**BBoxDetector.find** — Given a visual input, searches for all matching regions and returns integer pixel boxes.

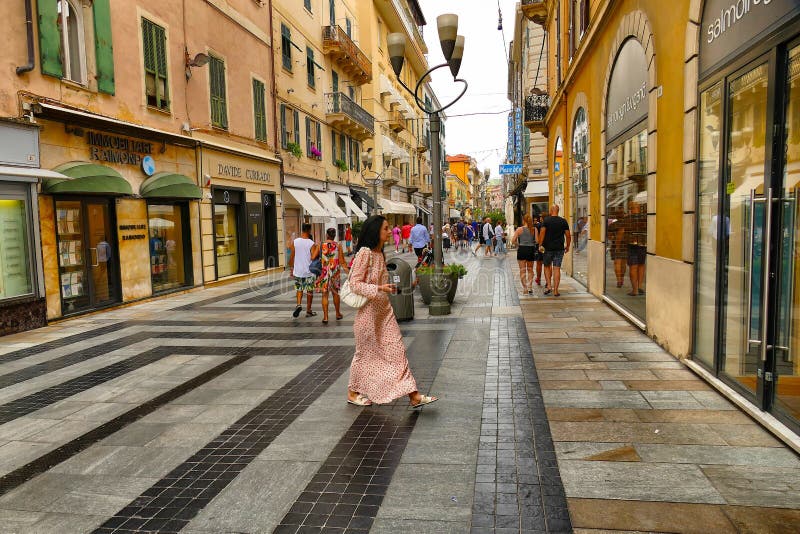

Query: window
[345,18,352,37]
[280,104,288,148]
[556,1,562,85]
[331,130,337,164]
[571,107,589,287]
[209,55,228,128]
[329,0,335,26]
[142,18,169,110]
[305,118,321,158]
[580,0,589,36]
[349,138,359,170]
[377,18,383,50]
[293,108,300,145]
[253,78,267,141]
[306,47,315,88]
[57,0,86,83]
[332,70,339,92]
[281,24,292,71]
[0,189,34,300]
[340,133,347,163]
[304,0,311,12]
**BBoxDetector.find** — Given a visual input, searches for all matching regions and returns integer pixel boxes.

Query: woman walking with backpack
[345,215,438,408]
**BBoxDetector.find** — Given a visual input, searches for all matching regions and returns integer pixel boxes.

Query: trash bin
[386,258,414,321]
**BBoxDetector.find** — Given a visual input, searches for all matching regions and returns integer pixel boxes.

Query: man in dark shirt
[538,205,571,296]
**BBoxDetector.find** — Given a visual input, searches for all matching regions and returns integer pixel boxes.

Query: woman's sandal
[411,394,438,409]
[306,311,317,317]
[336,314,344,320]
[347,394,373,406]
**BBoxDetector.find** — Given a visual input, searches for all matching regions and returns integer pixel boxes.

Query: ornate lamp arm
[395,62,468,115]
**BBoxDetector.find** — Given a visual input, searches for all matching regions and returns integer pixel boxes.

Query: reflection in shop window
[214,204,239,278]
[0,199,33,299]
[605,128,647,321]
[572,107,589,286]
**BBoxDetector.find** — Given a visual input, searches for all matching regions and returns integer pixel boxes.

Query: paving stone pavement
[508,258,800,533]
[0,249,797,533]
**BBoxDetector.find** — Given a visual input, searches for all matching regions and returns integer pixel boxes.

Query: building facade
[1,0,284,329]
[524,0,800,441]
[446,154,475,219]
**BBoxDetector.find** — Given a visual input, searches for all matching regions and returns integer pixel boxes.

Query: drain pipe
[16,0,35,75]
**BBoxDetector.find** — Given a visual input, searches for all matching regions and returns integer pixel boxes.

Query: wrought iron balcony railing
[325,92,375,139]
[322,26,372,85]
[524,93,550,134]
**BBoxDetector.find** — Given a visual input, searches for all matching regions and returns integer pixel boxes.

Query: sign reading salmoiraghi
[606,38,649,143]
[86,131,153,166]
[700,0,799,76]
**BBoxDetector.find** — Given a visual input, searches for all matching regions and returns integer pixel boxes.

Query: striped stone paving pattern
[0,252,571,533]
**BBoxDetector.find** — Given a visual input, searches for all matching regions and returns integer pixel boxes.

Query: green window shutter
[316,122,322,156]
[280,104,287,148]
[331,131,337,164]
[293,110,300,144]
[36,0,62,77]
[304,0,312,11]
[281,24,291,71]
[340,133,346,162]
[93,0,115,94]
[332,70,338,93]
[306,47,315,87]
[142,19,168,109]
[209,56,227,128]
[253,79,266,141]
[305,116,312,155]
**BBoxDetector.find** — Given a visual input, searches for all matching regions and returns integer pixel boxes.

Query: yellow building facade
[525,0,800,439]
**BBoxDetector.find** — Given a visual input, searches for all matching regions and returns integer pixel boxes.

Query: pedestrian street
[0,250,798,533]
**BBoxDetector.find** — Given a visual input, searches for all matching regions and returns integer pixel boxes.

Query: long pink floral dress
[348,247,417,403]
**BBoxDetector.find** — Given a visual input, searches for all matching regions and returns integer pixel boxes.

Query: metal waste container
[386,258,414,321]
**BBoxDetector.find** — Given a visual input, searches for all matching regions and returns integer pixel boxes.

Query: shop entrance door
[707,40,800,431]
[56,198,119,315]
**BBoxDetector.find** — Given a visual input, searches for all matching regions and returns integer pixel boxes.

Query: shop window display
[605,128,647,321]
[0,198,33,300]
[214,204,239,278]
[148,204,187,292]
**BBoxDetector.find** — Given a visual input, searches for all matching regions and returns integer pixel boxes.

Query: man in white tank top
[288,223,319,318]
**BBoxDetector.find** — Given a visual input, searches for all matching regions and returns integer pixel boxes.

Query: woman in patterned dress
[316,227,349,324]
[346,215,438,408]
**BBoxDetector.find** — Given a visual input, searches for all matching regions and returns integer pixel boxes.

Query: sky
[419,0,518,181]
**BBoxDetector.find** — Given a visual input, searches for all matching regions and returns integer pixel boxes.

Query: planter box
[417,272,459,305]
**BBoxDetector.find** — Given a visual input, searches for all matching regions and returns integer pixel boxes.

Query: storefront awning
[351,189,375,211]
[0,165,71,184]
[284,188,329,220]
[417,205,431,216]
[338,194,367,220]
[524,180,549,198]
[312,191,349,223]
[379,198,416,215]
[43,161,133,195]
[140,172,202,199]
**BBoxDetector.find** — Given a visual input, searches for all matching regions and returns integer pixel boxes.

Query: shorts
[414,247,425,259]
[543,250,565,267]
[627,245,647,266]
[294,276,316,292]
[517,245,536,262]
[345,240,351,248]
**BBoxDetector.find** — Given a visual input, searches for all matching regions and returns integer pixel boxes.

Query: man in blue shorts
[538,205,571,297]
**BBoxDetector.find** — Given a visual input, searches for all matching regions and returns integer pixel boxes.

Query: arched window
[571,107,589,286]
[57,0,86,84]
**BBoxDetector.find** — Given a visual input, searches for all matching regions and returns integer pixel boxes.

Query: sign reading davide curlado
[87,131,153,166]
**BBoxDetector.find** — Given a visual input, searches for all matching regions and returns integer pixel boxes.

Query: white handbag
[340,251,371,308]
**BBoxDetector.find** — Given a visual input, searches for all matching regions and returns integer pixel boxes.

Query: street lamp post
[387,14,467,316]
[360,148,392,216]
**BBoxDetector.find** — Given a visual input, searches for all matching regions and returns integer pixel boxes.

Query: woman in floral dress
[316,228,348,324]
[346,215,438,408]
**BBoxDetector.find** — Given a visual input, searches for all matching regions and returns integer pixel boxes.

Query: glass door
[773,44,800,424]
[86,200,117,308]
[720,60,770,399]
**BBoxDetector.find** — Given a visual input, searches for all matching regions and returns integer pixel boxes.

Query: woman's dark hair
[355,215,386,254]
[326,227,337,240]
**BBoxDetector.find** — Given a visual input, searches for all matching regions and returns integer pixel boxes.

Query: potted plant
[415,263,466,305]
[334,159,348,172]
[309,144,322,160]
[286,141,303,159]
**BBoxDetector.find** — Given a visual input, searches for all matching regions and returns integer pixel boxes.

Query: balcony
[322,26,372,85]
[524,93,550,135]
[521,0,548,25]
[383,166,401,185]
[325,93,375,141]
[388,110,406,133]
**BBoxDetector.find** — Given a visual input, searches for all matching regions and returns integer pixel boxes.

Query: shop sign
[247,202,264,261]
[700,0,798,75]
[606,39,649,142]
[214,162,272,184]
[119,223,147,241]
[87,131,153,166]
